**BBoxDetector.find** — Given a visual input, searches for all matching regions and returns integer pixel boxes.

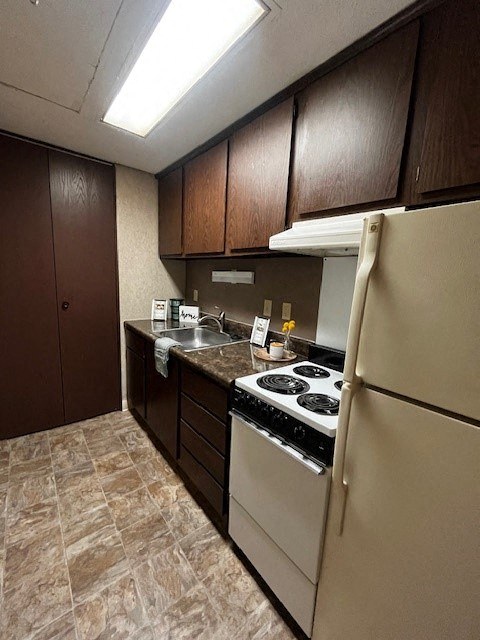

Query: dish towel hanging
[154,337,182,377]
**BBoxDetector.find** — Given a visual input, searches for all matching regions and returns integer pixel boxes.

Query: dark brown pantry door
[290,21,419,217]
[226,98,294,251]
[0,136,64,438]
[416,0,480,193]
[49,151,121,423]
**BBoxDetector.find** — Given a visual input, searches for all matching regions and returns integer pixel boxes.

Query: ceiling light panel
[104,0,267,136]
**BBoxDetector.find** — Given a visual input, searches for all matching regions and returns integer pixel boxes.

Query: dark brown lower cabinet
[125,329,146,424]
[180,420,224,485]
[146,348,179,460]
[125,328,180,460]
[126,348,146,420]
[0,133,120,439]
[178,366,229,523]
[178,446,225,516]
[124,330,231,524]
[181,366,228,421]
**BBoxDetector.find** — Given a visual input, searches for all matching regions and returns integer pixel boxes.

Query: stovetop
[235,361,343,437]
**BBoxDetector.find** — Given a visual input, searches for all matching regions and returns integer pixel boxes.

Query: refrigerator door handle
[343,213,384,384]
[335,379,360,535]
[335,213,384,535]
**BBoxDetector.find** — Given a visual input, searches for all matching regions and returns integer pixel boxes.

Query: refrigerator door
[355,201,480,420]
[313,388,480,640]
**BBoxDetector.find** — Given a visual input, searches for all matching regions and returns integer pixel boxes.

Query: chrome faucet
[198,306,226,332]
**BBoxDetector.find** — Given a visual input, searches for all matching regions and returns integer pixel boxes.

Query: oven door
[229,411,331,583]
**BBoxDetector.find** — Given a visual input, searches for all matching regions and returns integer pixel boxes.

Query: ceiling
[0,0,416,174]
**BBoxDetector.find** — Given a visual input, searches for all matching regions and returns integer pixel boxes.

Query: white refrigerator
[312,201,480,640]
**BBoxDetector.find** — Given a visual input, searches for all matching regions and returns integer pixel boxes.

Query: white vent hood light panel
[269,208,405,256]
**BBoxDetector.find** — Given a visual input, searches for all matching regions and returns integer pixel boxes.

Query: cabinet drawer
[182,367,228,421]
[126,329,146,358]
[180,420,224,485]
[181,393,226,454]
[179,445,224,516]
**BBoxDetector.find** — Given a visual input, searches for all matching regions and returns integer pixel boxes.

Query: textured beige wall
[116,165,185,406]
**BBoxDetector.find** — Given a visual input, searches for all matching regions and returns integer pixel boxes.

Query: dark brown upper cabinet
[403,0,480,203]
[183,141,228,255]
[226,98,294,251]
[289,21,419,219]
[158,168,183,256]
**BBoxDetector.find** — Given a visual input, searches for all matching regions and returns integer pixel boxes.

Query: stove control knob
[271,411,282,424]
[293,425,306,440]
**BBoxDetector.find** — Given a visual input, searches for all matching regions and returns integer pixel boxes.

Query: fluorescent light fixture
[212,270,255,285]
[104,0,267,136]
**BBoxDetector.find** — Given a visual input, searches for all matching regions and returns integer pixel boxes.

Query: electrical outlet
[193,289,198,302]
[282,302,292,320]
[263,299,272,317]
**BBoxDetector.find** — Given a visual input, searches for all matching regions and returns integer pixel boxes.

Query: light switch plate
[263,299,272,316]
[282,302,291,320]
[193,289,198,302]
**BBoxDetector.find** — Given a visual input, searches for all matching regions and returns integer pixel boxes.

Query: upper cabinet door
[415,0,480,194]
[158,168,183,256]
[289,22,419,219]
[226,99,294,251]
[184,141,228,255]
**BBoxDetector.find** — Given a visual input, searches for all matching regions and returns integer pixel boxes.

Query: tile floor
[0,411,297,640]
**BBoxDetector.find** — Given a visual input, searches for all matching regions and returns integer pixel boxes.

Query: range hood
[269,208,405,256]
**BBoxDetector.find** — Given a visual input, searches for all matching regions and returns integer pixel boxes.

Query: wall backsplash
[185,256,323,341]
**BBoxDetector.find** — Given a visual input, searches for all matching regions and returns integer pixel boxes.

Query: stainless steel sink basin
[154,326,243,351]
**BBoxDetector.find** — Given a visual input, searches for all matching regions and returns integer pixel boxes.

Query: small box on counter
[179,305,200,324]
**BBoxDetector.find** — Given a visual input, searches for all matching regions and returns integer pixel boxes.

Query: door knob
[61,301,70,310]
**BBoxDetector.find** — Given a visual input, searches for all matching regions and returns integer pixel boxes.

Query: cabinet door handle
[61,301,70,310]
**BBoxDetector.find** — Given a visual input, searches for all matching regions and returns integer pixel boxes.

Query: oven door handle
[230,411,326,475]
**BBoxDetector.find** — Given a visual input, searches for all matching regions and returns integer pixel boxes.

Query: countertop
[125,319,305,389]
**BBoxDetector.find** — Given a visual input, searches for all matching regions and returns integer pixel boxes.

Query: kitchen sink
[154,326,244,351]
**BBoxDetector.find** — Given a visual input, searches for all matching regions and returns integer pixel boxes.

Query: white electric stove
[235,361,343,438]
[228,347,345,637]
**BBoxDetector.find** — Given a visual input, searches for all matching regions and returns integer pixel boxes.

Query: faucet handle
[214,306,226,330]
